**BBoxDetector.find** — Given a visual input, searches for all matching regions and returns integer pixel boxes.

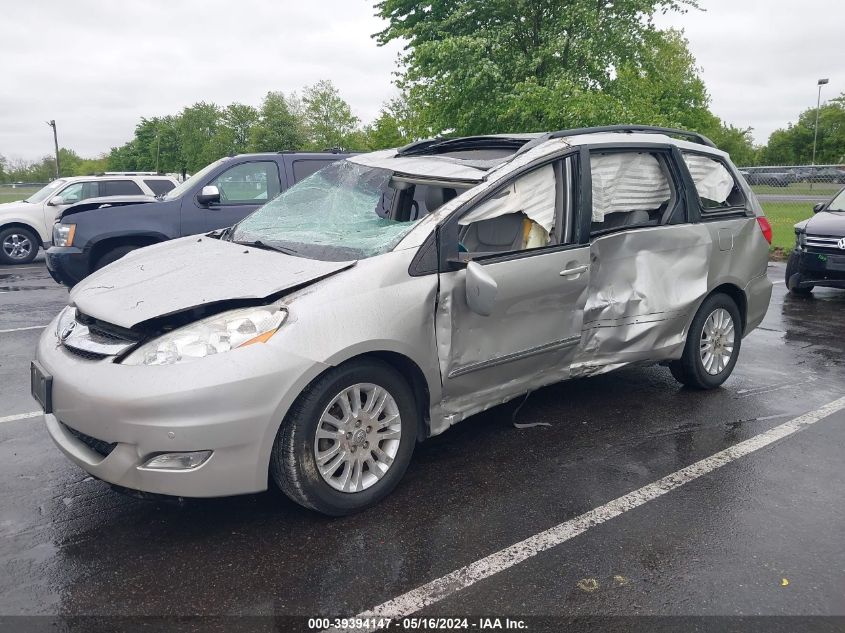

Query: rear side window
[292,159,335,182]
[589,151,674,235]
[102,180,143,196]
[682,153,745,211]
[144,179,175,196]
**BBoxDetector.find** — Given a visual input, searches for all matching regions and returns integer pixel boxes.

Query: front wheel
[271,359,417,516]
[0,226,38,265]
[785,251,813,295]
[670,293,742,389]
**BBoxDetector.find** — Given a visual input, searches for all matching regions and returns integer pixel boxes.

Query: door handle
[559,265,588,277]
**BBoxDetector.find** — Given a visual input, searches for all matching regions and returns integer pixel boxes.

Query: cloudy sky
[0,0,841,161]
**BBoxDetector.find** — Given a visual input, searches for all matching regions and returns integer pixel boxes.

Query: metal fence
[738,165,844,251]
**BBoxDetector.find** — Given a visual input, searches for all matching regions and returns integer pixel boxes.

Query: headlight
[797,231,806,248]
[53,223,76,247]
[122,304,287,366]
[55,305,75,338]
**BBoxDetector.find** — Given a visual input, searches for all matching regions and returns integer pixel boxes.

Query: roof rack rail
[516,125,717,156]
[553,125,716,147]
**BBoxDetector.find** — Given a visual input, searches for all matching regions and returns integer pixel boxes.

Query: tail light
[756,217,772,244]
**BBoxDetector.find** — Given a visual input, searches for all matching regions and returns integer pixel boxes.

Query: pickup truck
[46,151,348,286]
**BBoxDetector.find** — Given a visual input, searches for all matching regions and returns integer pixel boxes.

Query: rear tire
[785,251,813,295]
[0,226,38,265]
[271,359,417,516]
[94,245,139,271]
[669,293,742,390]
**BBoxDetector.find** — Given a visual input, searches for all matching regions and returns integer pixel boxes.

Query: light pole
[46,119,60,179]
[810,78,829,189]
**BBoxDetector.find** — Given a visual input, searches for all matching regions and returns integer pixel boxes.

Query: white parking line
[330,396,845,631]
[0,411,42,424]
[0,325,47,334]
[771,279,785,284]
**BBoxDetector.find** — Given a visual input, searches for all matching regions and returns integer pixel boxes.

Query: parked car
[739,169,791,187]
[32,125,773,515]
[786,186,845,294]
[0,173,178,265]
[45,152,348,286]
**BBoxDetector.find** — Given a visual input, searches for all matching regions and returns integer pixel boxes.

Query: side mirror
[197,185,221,206]
[813,203,825,213]
[465,261,497,316]
[48,196,65,206]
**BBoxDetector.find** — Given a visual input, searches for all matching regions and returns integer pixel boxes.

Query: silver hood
[70,236,355,328]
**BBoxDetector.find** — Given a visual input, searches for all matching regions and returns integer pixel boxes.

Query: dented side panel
[436,246,590,427]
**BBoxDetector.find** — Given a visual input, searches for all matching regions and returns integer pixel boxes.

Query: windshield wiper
[234,239,298,256]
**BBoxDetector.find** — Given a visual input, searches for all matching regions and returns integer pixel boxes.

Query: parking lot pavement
[1,260,844,629]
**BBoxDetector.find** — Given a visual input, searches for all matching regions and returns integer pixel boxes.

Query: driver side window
[458,161,569,256]
[210,161,281,204]
[58,183,85,204]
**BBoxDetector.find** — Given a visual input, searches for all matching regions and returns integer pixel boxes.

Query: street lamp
[46,120,60,179]
[810,78,829,188]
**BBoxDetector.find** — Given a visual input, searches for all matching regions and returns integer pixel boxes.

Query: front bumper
[45,246,89,287]
[35,322,329,498]
[792,248,845,289]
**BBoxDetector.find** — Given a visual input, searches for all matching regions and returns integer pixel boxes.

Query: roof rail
[551,125,716,147]
[516,125,717,156]
[95,171,163,177]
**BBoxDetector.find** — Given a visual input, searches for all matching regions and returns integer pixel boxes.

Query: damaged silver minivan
[32,125,773,515]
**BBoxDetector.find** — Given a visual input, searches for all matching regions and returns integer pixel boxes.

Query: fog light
[141,450,212,471]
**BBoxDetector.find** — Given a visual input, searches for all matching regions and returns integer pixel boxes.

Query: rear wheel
[271,359,417,516]
[785,251,813,295]
[670,293,742,389]
[0,226,38,265]
[94,244,139,271]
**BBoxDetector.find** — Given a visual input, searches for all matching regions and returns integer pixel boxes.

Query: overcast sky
[0,0,842,161]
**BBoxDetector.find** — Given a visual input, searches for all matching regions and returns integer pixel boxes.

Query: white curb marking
[329,396,845,631]
[0,325,47,334]
[0,411,42,424]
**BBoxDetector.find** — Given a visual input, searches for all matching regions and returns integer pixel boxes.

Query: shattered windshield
[230,160,419,261]
[828,189,845,212]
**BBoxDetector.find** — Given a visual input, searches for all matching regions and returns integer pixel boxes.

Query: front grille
[805,235,845,252]
[61,311,140,360]
[63,346,110,361]
[63,423,117,458]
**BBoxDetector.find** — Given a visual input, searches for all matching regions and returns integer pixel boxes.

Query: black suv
[786,186,845,294]
[46,152,348,286]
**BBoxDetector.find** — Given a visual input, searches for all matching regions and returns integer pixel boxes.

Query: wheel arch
[693,283,747,336]
[88,232,167,267]
[0,221,44,248]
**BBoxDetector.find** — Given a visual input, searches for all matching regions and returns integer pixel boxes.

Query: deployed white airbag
[683,154,734,204]
[591,153,671,222]
[459,164,556,231]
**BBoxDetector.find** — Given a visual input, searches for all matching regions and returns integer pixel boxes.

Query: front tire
[271,359,417,516]
[670,293,742,389]
[0,226,38,265]
[785,251,813,295]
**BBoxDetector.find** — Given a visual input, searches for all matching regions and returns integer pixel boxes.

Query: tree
[302,80,359,150]
[249,91,306,152]
[218,103,259,155]
[759,93,845,165]
[178,102,223,173]
[374,0,701,136]
[363,98,416,149]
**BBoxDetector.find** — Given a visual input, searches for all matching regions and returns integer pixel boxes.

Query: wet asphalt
[1,254,844,630]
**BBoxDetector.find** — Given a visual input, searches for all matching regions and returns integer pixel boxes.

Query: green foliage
[302,80,360,150]
[363,98,417,150]
[760,94,845,165]
[250,92,306,153]
[374,0,703,136]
